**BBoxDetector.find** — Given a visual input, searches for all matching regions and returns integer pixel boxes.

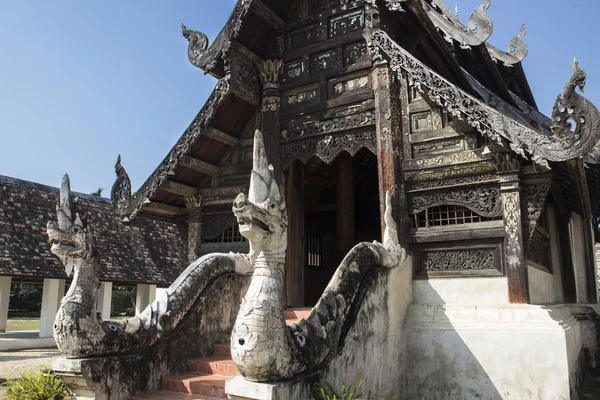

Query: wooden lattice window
[412,205,499,228]
[204,225,247,243]
[307,235,322,269]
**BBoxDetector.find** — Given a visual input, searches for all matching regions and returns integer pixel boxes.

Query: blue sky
[0,0,599,195]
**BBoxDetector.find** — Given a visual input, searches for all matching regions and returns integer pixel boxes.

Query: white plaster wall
[528,265,556,304]
[318,260,413,398]
[401,304,581,400]
[413,277,509,305]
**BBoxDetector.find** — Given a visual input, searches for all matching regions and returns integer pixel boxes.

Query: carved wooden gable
[279,0,375,168]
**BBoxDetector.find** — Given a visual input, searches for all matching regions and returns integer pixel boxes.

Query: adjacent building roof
[0,175,186,285]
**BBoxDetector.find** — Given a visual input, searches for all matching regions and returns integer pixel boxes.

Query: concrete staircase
[132,308,312,400]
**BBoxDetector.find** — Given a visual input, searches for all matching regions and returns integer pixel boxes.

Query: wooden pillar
[260,60,284,187]
[286,161,305,307]
[336,152,355,262]
[185,195,203,264]
[0,276,11,332]
[499,172,529,303]
[372,61,408,246]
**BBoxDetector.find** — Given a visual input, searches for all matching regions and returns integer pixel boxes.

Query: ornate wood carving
[111,155,132,207]
[414,240,503,278]
[421,249,496,272]
[406,162,496,182]
[281,128,377,168]
[409,185,502,217]
[522,181,551,238]
[281,109,375,140]
[406,173,498,192]
[500,173,528,303]
[367,30,600,168]
[202,212,237,240]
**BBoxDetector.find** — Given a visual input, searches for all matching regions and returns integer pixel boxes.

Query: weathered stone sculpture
[48,174,251,358]
[230,129,408,382]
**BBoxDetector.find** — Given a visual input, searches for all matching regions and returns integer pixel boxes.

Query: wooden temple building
[63,0,600,398]
[115,0,598,309]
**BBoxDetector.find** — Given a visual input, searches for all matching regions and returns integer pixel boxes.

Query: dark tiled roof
[0,175,187,286]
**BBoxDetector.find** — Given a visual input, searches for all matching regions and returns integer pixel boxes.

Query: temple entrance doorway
[285,149,381,307]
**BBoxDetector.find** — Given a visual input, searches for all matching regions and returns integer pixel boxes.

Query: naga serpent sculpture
[230,130,408,382]
[47,175,252,358]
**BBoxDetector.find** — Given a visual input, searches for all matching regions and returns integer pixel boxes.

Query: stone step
[132,390,220,399]
[162,373,227,398]
[284,308,312,320]
[189,355,239,377]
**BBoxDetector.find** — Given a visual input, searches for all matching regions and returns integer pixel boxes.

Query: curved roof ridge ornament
[423,0,493,49]
[486,24,528,66]
[551,59,600,160]
[365,29,600,167]
[111,155,132,208]
[181,23,210,68]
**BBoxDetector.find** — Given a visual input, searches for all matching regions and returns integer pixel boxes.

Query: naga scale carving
[409,185,502,218]
[367,30,600,167]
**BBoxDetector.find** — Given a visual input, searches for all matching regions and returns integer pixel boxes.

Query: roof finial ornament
[487,23,528,66]
[182,23,210,68]
[550,60,599,157]
[425,0,493,48]
[111,155,132,208]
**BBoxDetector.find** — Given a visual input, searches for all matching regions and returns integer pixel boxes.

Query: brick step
[162,373,228,398]
[284,307,312,320]
[132,390,220,399]
[189,355,239,377]
[212,343,231,356]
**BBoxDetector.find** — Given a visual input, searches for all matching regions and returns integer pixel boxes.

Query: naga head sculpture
[568,58,587,95]
[233,130,287,262]
[47,174,95,276]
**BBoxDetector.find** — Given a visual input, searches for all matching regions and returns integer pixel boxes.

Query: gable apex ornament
[487,23,528,67]
[111,155,132,207]
[182,23,210,68]
[423,0,493,49]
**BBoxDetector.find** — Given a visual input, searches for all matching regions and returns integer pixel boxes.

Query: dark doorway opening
[300,149,381,306]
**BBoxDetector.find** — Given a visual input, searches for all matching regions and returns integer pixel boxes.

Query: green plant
[2,370,74,400]
[90,187,104,197]
[312,379,370,400]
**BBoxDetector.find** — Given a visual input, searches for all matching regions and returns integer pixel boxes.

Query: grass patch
[6,318,40,332]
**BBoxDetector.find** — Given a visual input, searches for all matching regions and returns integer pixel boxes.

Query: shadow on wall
[401,281,502,400]
[401,278,593,399]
